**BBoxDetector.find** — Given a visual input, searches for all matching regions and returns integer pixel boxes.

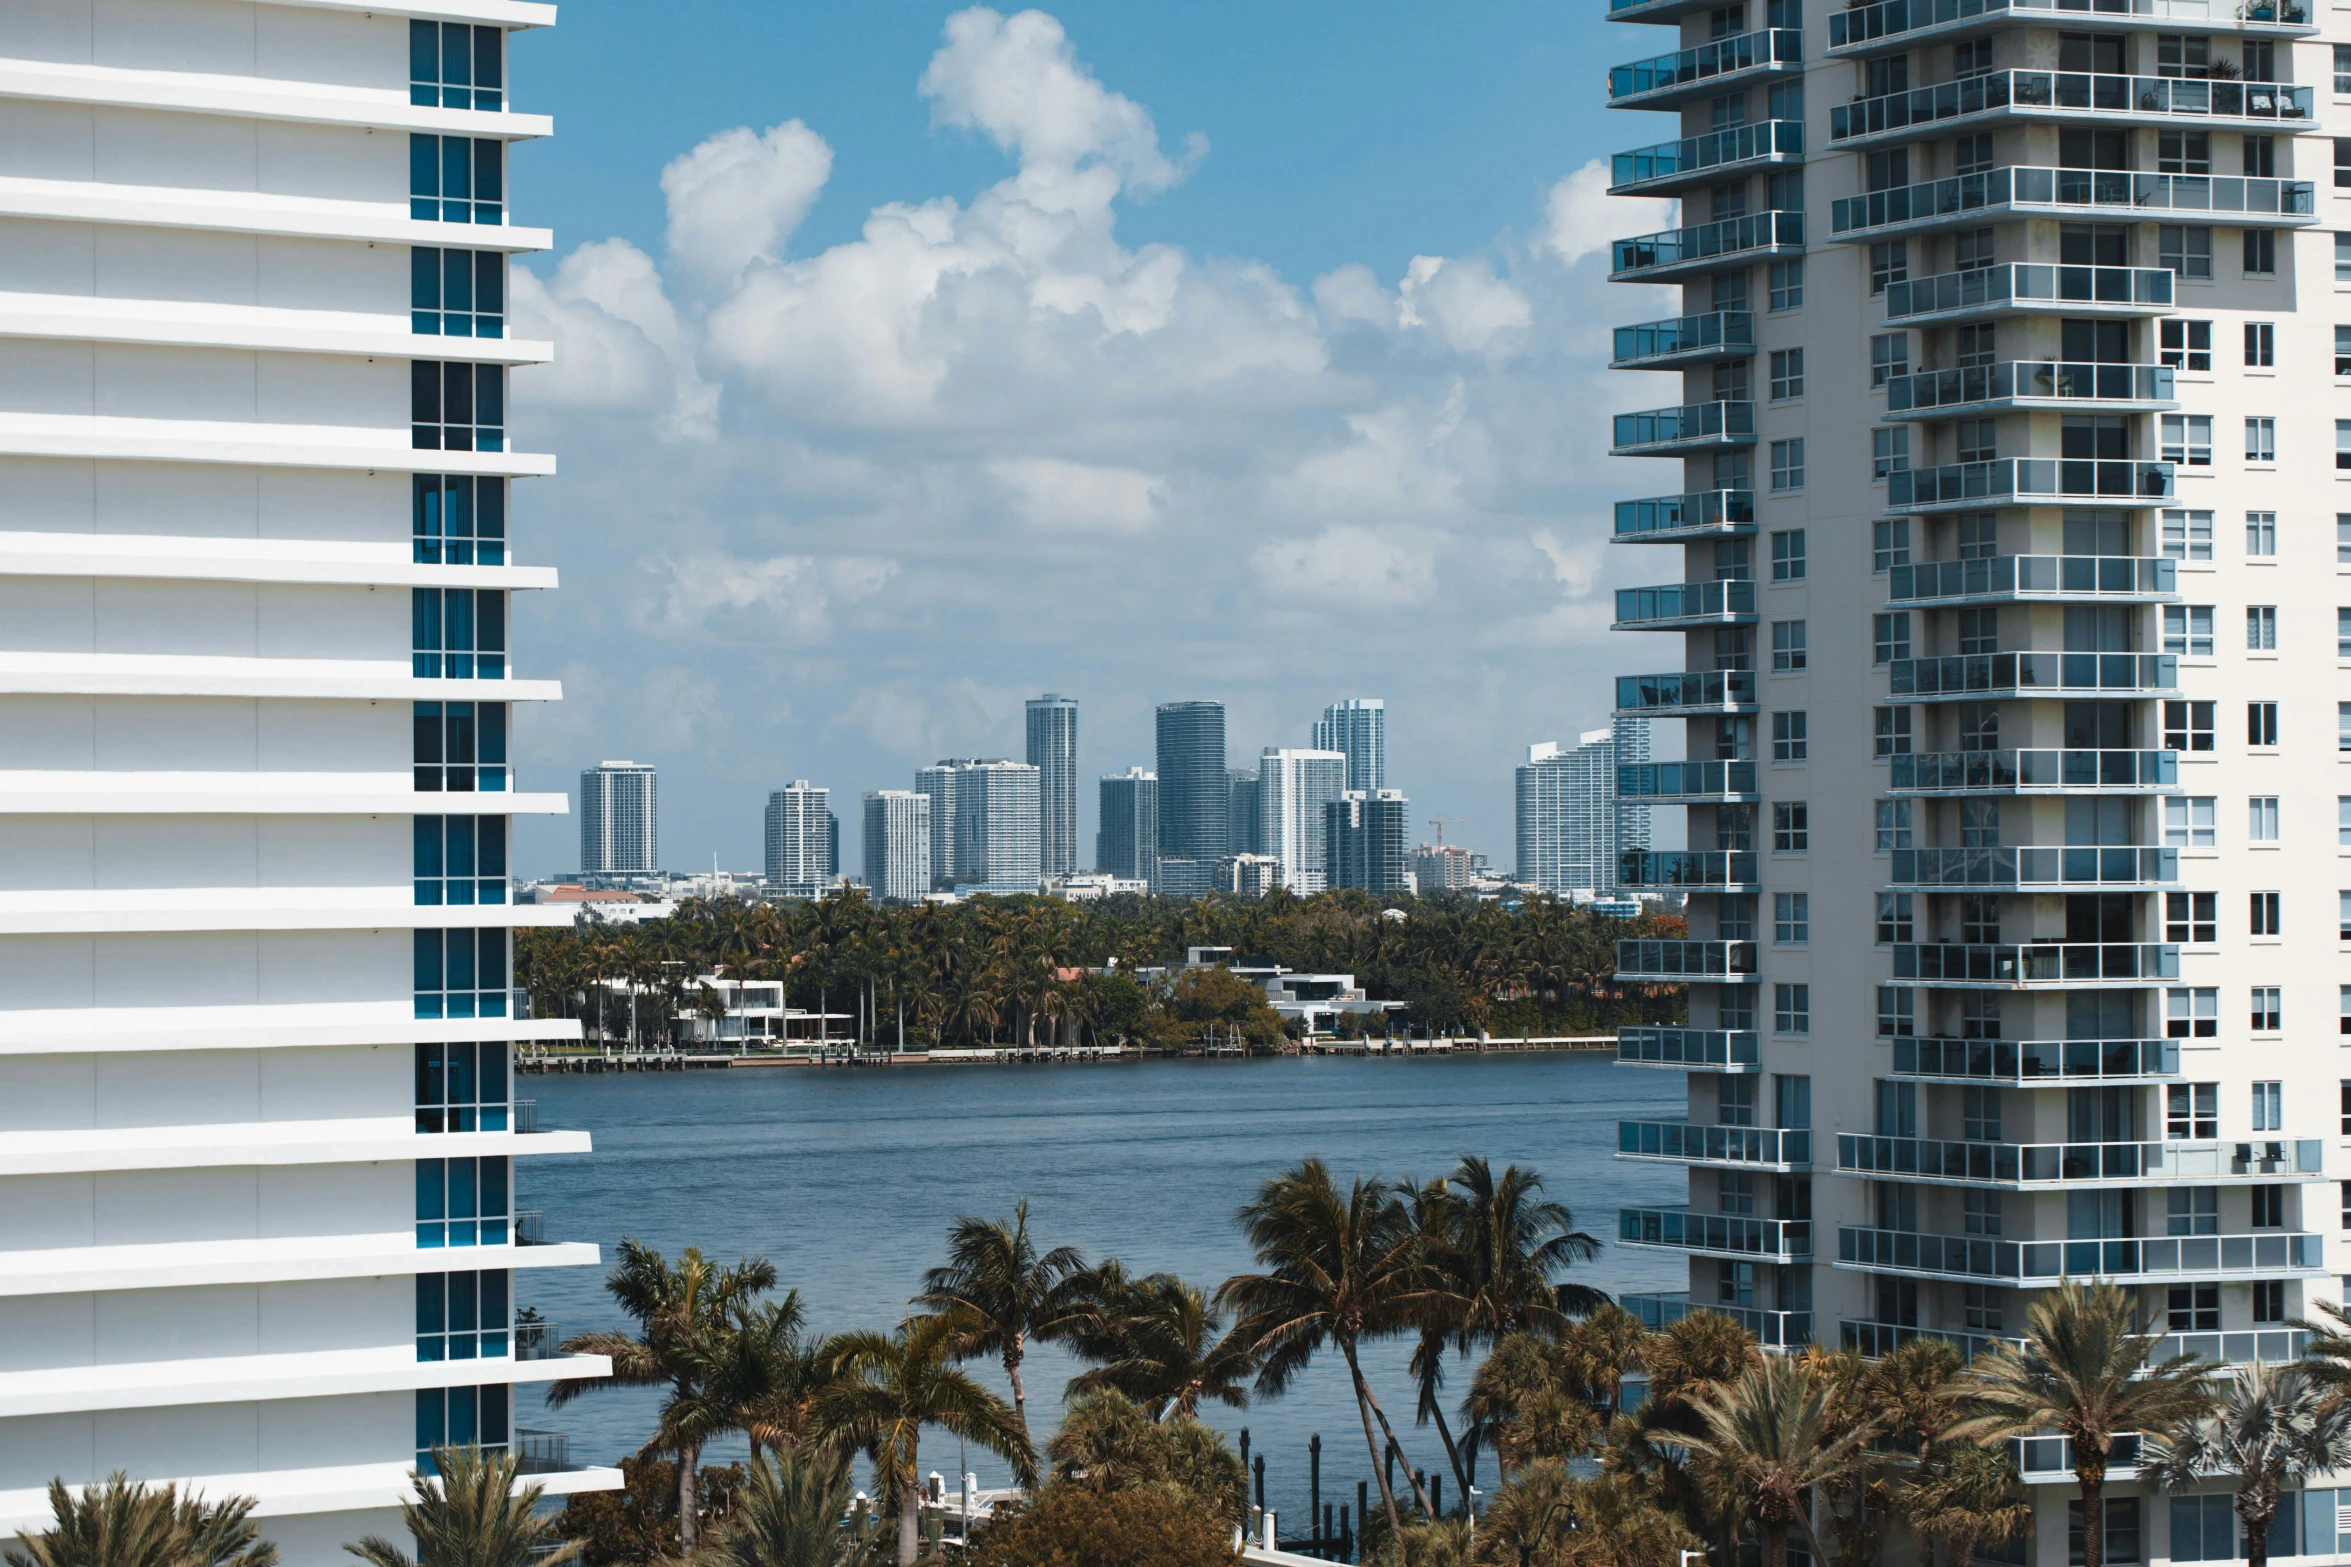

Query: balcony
[1619,1120,1813,1169]
[512,1097,539,1134]
[1885,263,2174,325]
[1830,71,2314,148]
[513,1317,560,1360]
[1884,844,2177,890]
[1618,1025,1761,1072]
[1616,936,1761,981]
[1612,121,1804,196]
[1623,1292,1813,1349]
[1621,1206,1813,1261]
[1830,0,2313,55]
[1888,1035,2180,1083]
[1836,1226,2325,1282]
[1612,401,1755,456]
[1889,749,2178,795]
[1610,0,1761,25]
[2155,1329,2310,1367]
[1843,1320,2026,1360]
[1849,1320,2308,1370]
[2015,1434,2142,1481]
[514,1428,576,1475]
[1832,166,2316,240]
[1618,852,1760,893]
[1837,1134,2321,1186]
[1608,29,1802,108]
[1885,362,2176,419]
[1887,555,2175,604]
[1618,760,1759,803]
[1612,211,1804,282]
[1615,489,1755,541]
[1613,578,1757,630]
[1612,313,1756,371]
[1888,458,2174,512]
[1890,941,2179,987]
[1886,651,2179,700]
[513,1209,547,1246]
[1617,669,1758,717]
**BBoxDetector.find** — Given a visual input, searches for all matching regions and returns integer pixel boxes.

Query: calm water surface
[519,1054,1684,1524]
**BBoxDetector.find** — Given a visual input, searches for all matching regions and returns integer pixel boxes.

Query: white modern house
[0,0,615,1557]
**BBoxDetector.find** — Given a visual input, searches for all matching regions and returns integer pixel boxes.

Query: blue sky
[506,3,1671,878]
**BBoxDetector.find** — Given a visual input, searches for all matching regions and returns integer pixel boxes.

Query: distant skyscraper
[955,760,1042,888]
[1227,768,1262,856]
[1155,701,1228,867]
[1517,726,1645,895]
[1258,747,1349,894]
[1612,713,1653,866]
[764,781,832,895]
[580,760,658,874]
[862,791,933,902]
[1097,767,1159,880]
[915,761,962,889]
[1313,698,1386,792]
[1327,789,1412,894]
[1025,693,1080,879]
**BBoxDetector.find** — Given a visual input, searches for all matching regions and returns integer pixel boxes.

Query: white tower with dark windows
[579,759,657,875]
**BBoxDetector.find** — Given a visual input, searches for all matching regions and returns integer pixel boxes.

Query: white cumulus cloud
[661,119,835,287]
[990,456,1167,532]
[1251,525,1438,609]
[1539,159,1675,266]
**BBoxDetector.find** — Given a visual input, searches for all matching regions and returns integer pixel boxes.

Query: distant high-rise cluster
[581,760,659,874]
[1313,698,1386,792]
[918,759,1042,891]
[1515,717,1651,896]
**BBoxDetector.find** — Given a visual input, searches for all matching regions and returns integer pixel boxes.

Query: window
[2341,892,2351,941]
[2164,701,2214,752]
[2341,520,2351,566]
[1959,1087,2002,1145]
[417,1042,510,1134]
[1769,348,1804,401]
[2165,796,2217,847]
[1873,612,1911,666]
[2247,606,2278,650]
[2250,795,2281,842]
[416,1155,510,1247]
[1877,891,1915,944]
[2342,702,2351,752]
[2160,225,2212,280]
[2163,604,2214,657]
[2069,1497,2140,1567]
[2169,1187,2220,1237]
[1774,983,1810,1034]
[1959,892,2000,944]
[2252,890,2282,936]
[414,1385,511,1474]
[2342,796,2351,847]
[413,362,506,452]
[411,248,507,339]
[2337,232,2351,283]
[1876,799,1913,851]
[2248,701,2278,745]
[1874,706,1912,757]
[2246,511,2276,558]
[1766,169,1803,211]
[2253,1082,2285,1134]
[1873,427,1909,478]
[2338,42,2351,92]
[1768,259,1804,310]
[2169,1082,2219,1136]
[2244,321,2276,368]
[2160,414,2212,467]
[2245,228,2277,277]
[1772,710,1807,761]
[1770,438,1805,491]
[2246,417,2277,464]
[1774,891,1809,944]
[1769,529,1805,582]
[2166,891,2217,944]
[416,1268,511,1361]
[1720,893,1757,939]
[1876,986,1914,1035]
[1771,620,1807,672]
[413,476,507,567]
[1873,519,1910,572]
[1963,1283,2002,1332]
[409,134,504,225]
[2344,983,2351,1033]
[2252,986,2283,1031]
[1772,800,1809,851]
[1952,132,1993,176]
[1870,332,1909,386]
[412,588,507,679]
[1963,1188,2002,1236]
[416,929,510,1020]
[414,815,508,906]
[415,701,508,793]
[2340,422,2351,473]
[1870,241,1907,295]
[2340,327,2351,378]
[2253,1280,2287,1324]
[2168,987,2219,1039]
[2160,130,2211,175]
[411,20,504,110]
[1955,322,1997,369]
[2160,319,2212,371]
[2161,509,2213,561]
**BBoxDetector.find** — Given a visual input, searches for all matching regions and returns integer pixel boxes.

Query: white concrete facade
[860,789,931,904]
[1257,748,1347,895]
[0,1,612,1556]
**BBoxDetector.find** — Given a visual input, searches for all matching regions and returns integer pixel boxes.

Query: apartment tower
[1258,747,1349,894]
[1313,697,1387,792]
[1024,693,1079,881]
[1154,700,1229,868]
[1603,0,2337,1550]
[1097,767,1159,881]
[762,780,831,898]
[1518,728,1639,894]
[0,0,615,1556]
[860,790,931,903]
[577,759,655,875]
[1327,788,1413,894]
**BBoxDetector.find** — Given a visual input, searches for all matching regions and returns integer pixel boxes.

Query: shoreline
[516,1035,1618,1073]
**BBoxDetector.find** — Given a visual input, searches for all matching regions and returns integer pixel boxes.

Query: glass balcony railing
[1887,555,2175,601]
[1613,400,1755,453]
[1618,1026,1760,1070]
[1886,362,2174,414]
[1831,0,2311,52]
[1889,1035,2180,1082]
[1616,669,1759,715]
[1831,70,2312,142]
[1612,211,1805,279]
[1888,458,2174,509]
[1890,941,2179,984]
[1620,1121,1813,1166]
[2154,1329,2310,1367]
[513,1317,560,1361]
[514,1428,577,1475]
[1837,1226,2324,1281]
[1613,122,1804,192]
[1622,1207,1813,1258]
[1889,749,2178,793]
[1887,651,2178,697]
[1614,578,1757,627]
[1884,844,2177,888]
[1837,1133,2320,1184]
[1624,1292,1813,1348]
[1609,29,1803,103]
[1618,760,1758,799]
[1618,853,1761,891]
[1843,1320,2026,1360]
[1833,166,2315,235]
[1885,262,2173,321]
[1616,938,1760,979]
[1614,489,1755,539]
[1613,312,1755,368]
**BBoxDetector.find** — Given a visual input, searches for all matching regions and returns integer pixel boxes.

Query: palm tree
[695,1451,888,1567]
[546,1240,779,1550]
[715,1293,828,1461]
[2142,1362,2351,1567]
[1556,1301,1647,1417]
[1215,1158,1437,1533]
[2289,1298,2351,1395]
[1063,1271,1259,1420]
[1862,1337,1967,1458]
[1402,1177,1477,1502]
[1460,1331,1602,1481]
[813,1314,1036,1567]
[346,1446,578,1567]
[1447,1156,1605,1330]
[914,1199,1086,1442]
[1952,1279,2215,1567]
[6,1476,275,1567]
[1678,1355,1885,1567]
[1896,1443,2034,1567]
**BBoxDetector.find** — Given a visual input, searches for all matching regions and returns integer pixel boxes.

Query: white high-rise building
[1313,697,1386,792]
[763,781,831,897]
[1517,730,1628,895]
[579,759,656,874]
[1257,748,1348,894]
[954,759,1042,890]
[1602,0,2342,1549]
[861,790,931,903]
[1025,693,1079,880]
[0,1,614,1556]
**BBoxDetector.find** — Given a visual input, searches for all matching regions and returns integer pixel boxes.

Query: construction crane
[1428,816,1465,846]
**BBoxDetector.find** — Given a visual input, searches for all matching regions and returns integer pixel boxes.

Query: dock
[515,1034,1616,1073]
